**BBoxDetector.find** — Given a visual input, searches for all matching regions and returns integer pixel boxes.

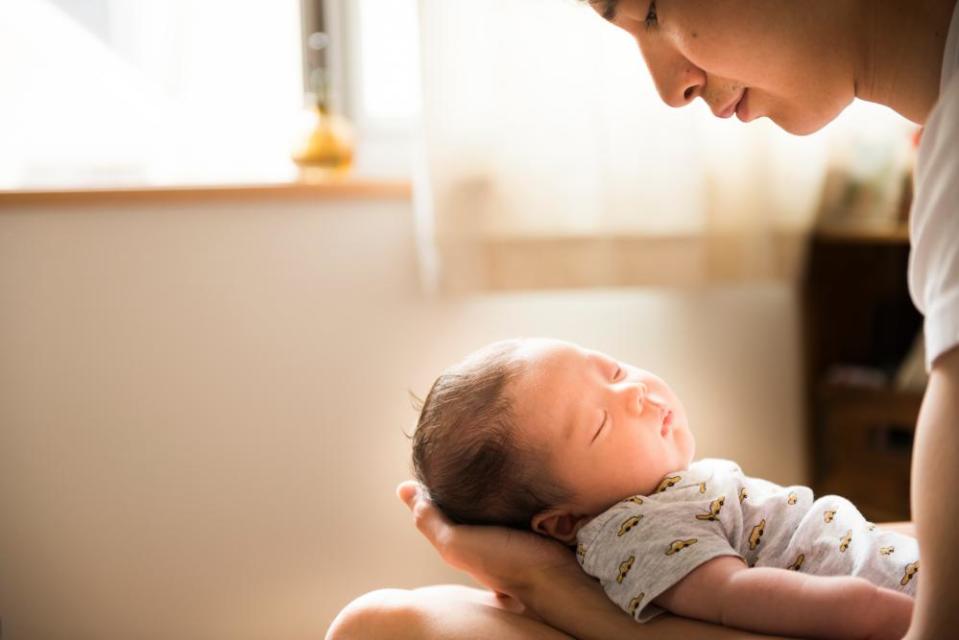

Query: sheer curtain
[414,0,912,291]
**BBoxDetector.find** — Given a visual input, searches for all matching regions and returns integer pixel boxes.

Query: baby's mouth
[661,410,673,436]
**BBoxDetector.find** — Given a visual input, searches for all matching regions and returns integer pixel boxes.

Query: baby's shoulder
[576,460,748,544]
[676,458,746,492]
[689,457,743,477]
[575,493,658,544]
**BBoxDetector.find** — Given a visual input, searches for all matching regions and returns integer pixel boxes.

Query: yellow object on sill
[292,102,354,177]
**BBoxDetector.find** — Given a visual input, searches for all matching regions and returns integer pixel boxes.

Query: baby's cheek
[680,428,696,463]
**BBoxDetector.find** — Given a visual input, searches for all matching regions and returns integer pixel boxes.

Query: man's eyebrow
[594,0,619,22]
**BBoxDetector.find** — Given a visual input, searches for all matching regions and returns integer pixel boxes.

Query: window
[349,0,421,125]
[0,0,420,189]
[317,0,421,175]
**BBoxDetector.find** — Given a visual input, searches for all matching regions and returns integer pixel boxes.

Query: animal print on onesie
[576,458,919,622]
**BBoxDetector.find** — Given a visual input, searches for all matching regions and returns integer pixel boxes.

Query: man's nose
[662,65,705,108]
[635,34,706,108]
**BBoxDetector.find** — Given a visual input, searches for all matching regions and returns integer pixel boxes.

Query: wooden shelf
[813,383,920,522]
[813,223,909,245]
[818,382,924,420]
[0,176,412,208]
[801,230,921,522]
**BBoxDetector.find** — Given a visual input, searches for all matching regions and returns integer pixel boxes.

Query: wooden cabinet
[800,226,923,522]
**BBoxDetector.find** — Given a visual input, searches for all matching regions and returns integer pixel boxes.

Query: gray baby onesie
[575,458,919,622]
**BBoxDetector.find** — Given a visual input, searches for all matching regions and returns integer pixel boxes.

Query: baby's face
[510,338,695,516]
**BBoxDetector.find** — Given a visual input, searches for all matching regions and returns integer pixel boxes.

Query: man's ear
[531,508,592,544]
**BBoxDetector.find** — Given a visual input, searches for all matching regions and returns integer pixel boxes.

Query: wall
[0,194,804,639]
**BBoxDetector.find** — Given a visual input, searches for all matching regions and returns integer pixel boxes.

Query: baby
[411,337,918,639]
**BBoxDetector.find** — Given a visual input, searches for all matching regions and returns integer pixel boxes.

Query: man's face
[589,0,856,135]
[510,338,696,515]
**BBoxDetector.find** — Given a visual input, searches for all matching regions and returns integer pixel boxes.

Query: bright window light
[0,0,304,188]
[354,0,421,124]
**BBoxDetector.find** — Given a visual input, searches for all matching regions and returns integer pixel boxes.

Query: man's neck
[853,0,957,124]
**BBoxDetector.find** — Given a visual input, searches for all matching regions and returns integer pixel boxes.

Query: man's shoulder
[920,71,959,171]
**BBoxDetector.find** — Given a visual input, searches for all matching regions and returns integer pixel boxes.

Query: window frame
[306,0,419,142]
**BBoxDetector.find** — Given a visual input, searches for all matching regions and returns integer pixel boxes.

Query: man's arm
[651,555,913,640]
[906,346,959,639]
[521,560,788,640]
[399,481,788,639]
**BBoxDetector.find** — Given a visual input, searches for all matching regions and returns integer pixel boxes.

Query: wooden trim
[434,230,808,292]
[0,177,412,208]
[814,223,910,245]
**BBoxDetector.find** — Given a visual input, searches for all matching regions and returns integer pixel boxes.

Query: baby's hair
[410,339,572,530]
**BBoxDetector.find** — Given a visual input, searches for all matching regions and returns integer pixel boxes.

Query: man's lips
[715,89,746,119]
[735,89,751,121]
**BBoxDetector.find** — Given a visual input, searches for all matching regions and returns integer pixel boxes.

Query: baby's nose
[631,382,649,410]
[645,391,667,409]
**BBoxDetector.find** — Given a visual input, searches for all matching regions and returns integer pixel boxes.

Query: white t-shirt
[908,1,959,371]
[575,459,919,623]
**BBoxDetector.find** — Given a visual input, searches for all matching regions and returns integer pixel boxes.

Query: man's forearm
[521,564,653,640]
[906,347,959,638]
[720,568,913,640]
[522,564,783,640]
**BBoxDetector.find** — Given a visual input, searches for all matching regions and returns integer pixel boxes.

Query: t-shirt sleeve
[577,497,743,623]
[910,71,959,370]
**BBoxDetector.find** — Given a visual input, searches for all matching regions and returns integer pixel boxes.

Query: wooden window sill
[0,176,412,208]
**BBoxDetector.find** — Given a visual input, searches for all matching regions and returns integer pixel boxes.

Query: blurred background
[0,0,926,638]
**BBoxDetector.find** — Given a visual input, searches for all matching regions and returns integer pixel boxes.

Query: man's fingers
[396,480,457,550]
[396,480,421,508]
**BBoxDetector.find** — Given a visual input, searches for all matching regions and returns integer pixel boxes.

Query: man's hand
[397,480,806,640]
[396,480,580,603]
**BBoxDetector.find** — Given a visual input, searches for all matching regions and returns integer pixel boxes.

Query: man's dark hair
[411,340,573,529]
[583,0,617,22]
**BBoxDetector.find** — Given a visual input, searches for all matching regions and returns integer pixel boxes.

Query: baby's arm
[655,556,913,640]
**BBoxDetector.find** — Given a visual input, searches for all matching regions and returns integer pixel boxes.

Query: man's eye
[614,366,623,381]
[645,1,658,27]
[600,0,618,22]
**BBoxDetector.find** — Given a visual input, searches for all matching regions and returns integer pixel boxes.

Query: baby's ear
[531,508,591,544]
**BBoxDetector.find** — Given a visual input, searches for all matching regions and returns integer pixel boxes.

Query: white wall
[0,195,805,639]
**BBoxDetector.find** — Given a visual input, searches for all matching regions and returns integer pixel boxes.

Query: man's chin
[774,117,818,136]
[775,107,846,136]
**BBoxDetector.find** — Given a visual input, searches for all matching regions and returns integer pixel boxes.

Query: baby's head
[412,337,696,543]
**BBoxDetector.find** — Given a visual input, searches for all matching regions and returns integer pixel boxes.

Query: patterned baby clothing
[575,458,919,622]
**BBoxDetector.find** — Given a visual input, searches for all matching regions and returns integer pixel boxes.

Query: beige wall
[0,195,805,639]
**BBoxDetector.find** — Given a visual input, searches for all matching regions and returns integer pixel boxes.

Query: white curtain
[414,0,914,291]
